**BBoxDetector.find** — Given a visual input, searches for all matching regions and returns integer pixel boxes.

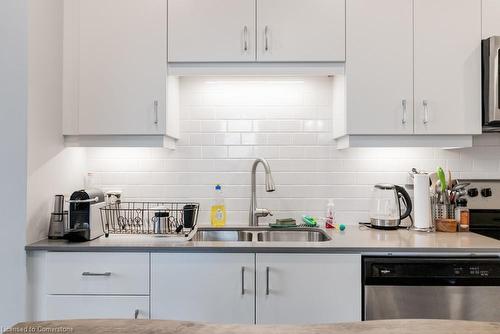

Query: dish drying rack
[100,201,199,240]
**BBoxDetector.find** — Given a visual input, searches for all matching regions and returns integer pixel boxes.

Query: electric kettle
[369,184,412,229]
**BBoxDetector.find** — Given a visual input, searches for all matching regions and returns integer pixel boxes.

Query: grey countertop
[25,226,500,254]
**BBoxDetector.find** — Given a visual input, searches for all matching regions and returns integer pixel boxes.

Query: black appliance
[460,179,500,240]
[65,189,105,242]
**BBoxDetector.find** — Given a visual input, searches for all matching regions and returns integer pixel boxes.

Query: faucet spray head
[265,172,276,192]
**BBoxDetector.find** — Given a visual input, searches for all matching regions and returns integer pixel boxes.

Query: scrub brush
[302,215,318,227]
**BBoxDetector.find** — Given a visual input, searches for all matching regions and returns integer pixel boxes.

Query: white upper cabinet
[337,0,481,145]
[63,0,167,136]
[256,0,345,62]
[346,0,413,135]
[413,0,481,135]
[482,0,500,38]
[168,0,255,62]
[167,0,345,63]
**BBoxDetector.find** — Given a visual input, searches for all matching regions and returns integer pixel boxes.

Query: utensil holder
[432,200,455,221]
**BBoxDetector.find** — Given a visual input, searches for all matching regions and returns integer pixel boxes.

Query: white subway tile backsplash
[228,120,253,132]
[188,107,215,120]
[254,146,280,159]
[215,133,241,145]
[200,120,227,132]
[171,146,202,159]
[87,76,500,226]
[303,119,329,132]
[267,134,292,145]
[446,159,473,172]
[291,133,317,145]
[190,134,216,146]
[202,146,228,159]
[241,133,267,145]
[279,120,303,132]
[303,146,331,159]
[472,159,499,172]
[228,146,255,159]
[180,120,201,133]
[279,146,305,159]
[253,120,280,132]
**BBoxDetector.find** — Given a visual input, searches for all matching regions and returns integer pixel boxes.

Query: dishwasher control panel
[364,257,500,285]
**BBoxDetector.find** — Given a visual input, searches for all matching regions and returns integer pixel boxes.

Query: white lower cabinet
[31,252,151,321]
[151,252,361,324]
[256,253,361,324]
[46,295,150,320]
[151,253,255,324]
[31,252,362,324]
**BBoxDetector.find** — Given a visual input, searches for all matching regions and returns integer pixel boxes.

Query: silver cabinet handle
[422,100,429,124]
[241,266,245,295]
[264,26,269,51]
[401,99,407,125]
[82,272,111,277]
[266,266,270,295]
[154,100,159,125]
[243,26,248,52]
[134,309,139,319]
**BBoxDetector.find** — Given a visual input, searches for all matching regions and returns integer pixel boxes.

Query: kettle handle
[394,185,412,221]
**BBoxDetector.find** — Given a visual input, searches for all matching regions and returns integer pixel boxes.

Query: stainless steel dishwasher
[363,257,500,321]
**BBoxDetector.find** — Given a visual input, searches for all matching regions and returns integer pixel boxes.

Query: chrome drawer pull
[154,100,159,125]
[82,272,112,277]
[243,26,248,52]
[264,26,269,51]
[423,100,429,124]
[266,266,270,295]
[401,99,407,125]
[241,266,245,295]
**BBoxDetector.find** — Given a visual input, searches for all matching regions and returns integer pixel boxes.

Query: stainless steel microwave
[482,36,500,131]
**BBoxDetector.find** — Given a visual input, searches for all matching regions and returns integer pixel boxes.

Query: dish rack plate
[100,201,199,240]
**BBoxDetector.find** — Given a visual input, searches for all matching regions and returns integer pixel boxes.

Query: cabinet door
[413,0,481,135]
[256,254,361,324]
[346,0,413,135]
[257,0,345,62]
[151,253,255,324]
[168,0,255,62]
[46,295,150,320]
[64,0,167,135]
[482,0,500,39]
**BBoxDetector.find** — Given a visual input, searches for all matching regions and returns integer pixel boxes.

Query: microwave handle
[497,48,500,111]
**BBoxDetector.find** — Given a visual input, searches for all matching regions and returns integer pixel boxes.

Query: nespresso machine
[65,189,105,242]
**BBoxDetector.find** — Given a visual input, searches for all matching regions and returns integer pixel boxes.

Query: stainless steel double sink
[191,227,331,242]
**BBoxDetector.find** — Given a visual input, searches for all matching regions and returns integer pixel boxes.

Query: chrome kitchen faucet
[249,158,275,226]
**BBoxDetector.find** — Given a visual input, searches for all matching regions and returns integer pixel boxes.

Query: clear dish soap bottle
[210,184,226,227]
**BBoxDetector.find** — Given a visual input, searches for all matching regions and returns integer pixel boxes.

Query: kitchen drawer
[46,295,150,320]
[46,252,149,295]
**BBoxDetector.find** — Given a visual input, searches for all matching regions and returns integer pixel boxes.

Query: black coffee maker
[65,189,105,242]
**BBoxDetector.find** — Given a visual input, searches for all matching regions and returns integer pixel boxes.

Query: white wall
[0,0,28,329]
[87,76,500,226]
[27,0,86,244]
